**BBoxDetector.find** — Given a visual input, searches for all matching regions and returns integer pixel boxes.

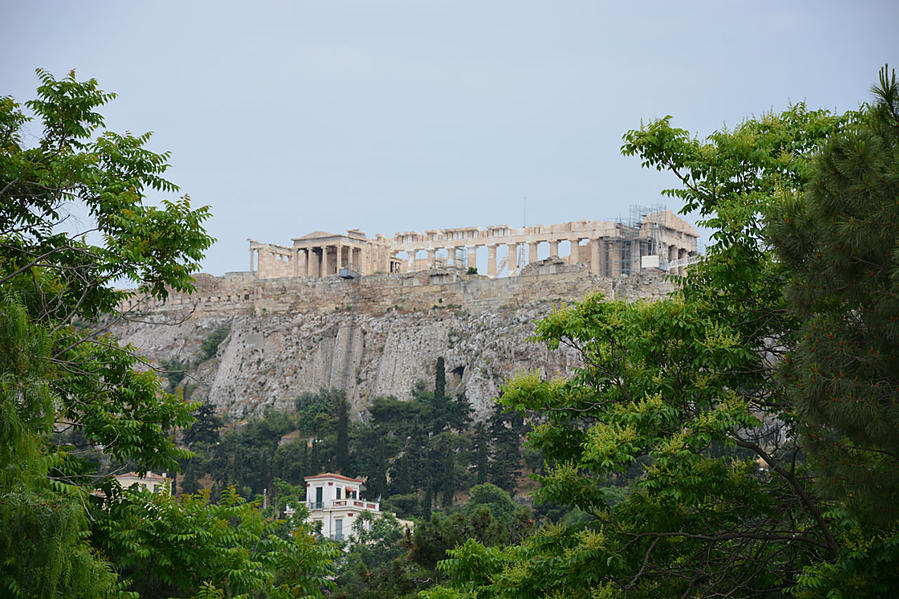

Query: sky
[3,1,896,276]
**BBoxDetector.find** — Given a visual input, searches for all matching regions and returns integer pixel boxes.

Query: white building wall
[305,474,379,541]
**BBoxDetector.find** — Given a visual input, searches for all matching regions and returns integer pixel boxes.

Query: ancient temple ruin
[248,209,698,280]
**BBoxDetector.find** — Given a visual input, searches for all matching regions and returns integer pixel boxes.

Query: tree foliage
[428,71,899,597]
[0,68,216,597]
[768,66,899,528]
[0,298,123,598]
[0,70,341,598]
[94,487,337,598]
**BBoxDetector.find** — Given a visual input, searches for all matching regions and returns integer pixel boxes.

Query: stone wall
[121,264,674,319]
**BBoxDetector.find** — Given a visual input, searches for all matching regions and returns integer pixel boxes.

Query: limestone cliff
[110,264,674,419]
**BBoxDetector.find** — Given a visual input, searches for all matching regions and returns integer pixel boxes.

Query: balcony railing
[307,498,379,512]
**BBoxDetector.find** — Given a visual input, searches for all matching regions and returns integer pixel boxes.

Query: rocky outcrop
[110,266,674,419]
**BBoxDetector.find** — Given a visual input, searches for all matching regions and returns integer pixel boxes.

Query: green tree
[335,389,350,472]
[272,437,311,486]
[389,418,428,497]
[769,67,899,525]
[353,424,389,499]
[431,357,448,434]
[428,91,859,597]
[199,324,230,361]
[0,71,346,598]
[95,486,337,598]
[0,298,122,598]
[409,484,533,573]
[333,511,425,599]
[470,422,489,485]
[208,409,294,496]
[768,66,899,594]
[182,402,222,447]
[486,403,522,494]
[1,69,214,596]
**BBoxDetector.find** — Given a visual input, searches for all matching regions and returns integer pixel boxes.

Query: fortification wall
[122,264,674,319]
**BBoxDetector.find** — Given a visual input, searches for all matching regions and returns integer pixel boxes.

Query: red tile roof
[304,472,364,484]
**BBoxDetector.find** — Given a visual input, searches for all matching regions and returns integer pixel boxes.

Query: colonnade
[291,244,363,277]
[399,237,648,278]
[400,238,696,278]
[250,241,364,279]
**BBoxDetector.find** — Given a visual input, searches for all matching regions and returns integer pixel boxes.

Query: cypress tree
[487,404,522,494]
[472,422,490,485]
[435,357,446,402]
[431,357,448,434]
[421,483,433,520]
[334,389,349,472]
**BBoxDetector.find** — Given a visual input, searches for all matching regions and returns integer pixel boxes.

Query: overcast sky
[3,1,896,276]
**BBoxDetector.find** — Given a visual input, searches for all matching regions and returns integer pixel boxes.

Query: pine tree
[183,402,222,447]
[769,65,899,526]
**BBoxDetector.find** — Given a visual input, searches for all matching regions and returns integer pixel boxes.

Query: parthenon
[248,209,699,280]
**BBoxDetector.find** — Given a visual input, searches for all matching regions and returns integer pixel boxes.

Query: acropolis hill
[113,210,697,418]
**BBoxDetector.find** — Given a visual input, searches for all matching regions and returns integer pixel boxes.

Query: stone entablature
[249,211,699,281]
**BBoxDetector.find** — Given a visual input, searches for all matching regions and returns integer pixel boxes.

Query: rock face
[110,265,674,419]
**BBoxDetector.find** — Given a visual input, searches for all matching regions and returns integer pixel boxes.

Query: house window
[335,519,343,541]
[336,488,341,499]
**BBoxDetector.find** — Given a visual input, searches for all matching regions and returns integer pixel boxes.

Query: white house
[113,471,169,494]
[304,473,380,541]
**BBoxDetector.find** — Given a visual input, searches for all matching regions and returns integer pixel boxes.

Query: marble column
[528,242,538,264]
[568,240,579,265]
[590,239,601,274]
[427,248,436,269]
[508,243,518,275]
[549,240,559,257]
[601,240,609,276]
[487,245,497,278]
[467,246,477,271]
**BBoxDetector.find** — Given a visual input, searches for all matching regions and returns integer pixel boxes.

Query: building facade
[305,473,380,541]
[113,471,169,494]
[248,210,699,280]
